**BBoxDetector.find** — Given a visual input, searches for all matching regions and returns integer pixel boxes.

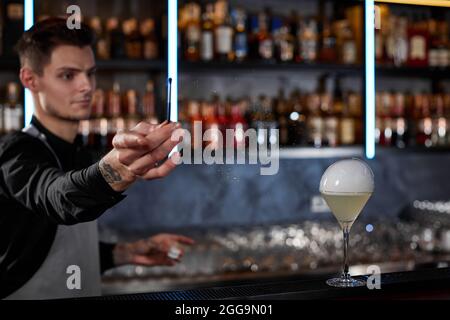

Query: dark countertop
[92,267,450,300]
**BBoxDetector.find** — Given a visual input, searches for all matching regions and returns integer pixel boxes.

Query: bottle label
[375,33,383,59]
[97,39,110,60]
[234,33,248,59]
[324,117,338,146]
[144,41,158,59]
[215,26,233,54]
[307,116,323,145]
[259,39,273,59]
[187,25,201,43]
[410,35,426,60]
[438,49,449,67]
[340,118,355,145]
[7,4,23,20]
[342,41,357,64]
[4,107,23,132]
[301,40,317,62]
[201,31,214,61]
[429,49,440,67]
[280,41,294,61]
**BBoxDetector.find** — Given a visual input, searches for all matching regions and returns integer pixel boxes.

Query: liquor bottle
[437,21,449,67]
[3,0,23,57]
[90,88,106,150]
[393,16,409,67]
[107,17,126,59]
[306,91,323,147]
[3,82,23,133]
[141,19,159,60]
[123,89,140,131]
[391,92,407,148]
[78,119,90,149]
[416,94,432,147]
[200,3,214,62]
[320,17,337,63]
[124,18,143,59]
[277,20,294,62]
[287,90,307,146]
[375,14,384,64]
[271,16,283,62]
[340,20,357,65]
[142,80,158,124]
[229,100,248,149]
[432,94,447,146]
[89,17,109,60]
[187,100,203,150]
[257,11,274,62]
[184,2,201,62]
[214,95,229,135]
[375,92,382,144]
[106,82,123,150]
[323,78,340,147]
[202,100,220,150]
[404,92,416,147]
[299,17,318,63]
[232,8,248,62]
[347,91,362,145]
[384,15,397,65]
[288,10,300,63]
[428,18,440,67]
[214,0,234,62]
[275,89,289,146]
[379,92,393,147]
[248,15,260,60]
[407,14,429,67]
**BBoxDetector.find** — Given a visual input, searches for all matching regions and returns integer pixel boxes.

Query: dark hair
[16,17,95,75]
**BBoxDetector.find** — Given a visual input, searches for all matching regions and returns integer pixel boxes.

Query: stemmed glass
[319,158,374,287]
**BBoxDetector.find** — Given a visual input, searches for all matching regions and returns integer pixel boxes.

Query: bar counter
[89,267,450,300]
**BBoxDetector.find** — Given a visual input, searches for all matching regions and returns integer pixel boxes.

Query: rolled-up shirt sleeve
[0,138,126,225]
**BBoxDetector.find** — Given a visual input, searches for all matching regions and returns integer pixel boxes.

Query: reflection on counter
[101,218,450,295]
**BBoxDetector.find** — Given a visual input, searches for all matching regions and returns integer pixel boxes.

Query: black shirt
[0,116,125,298]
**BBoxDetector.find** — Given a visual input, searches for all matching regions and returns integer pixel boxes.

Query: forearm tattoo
[99,159,123,184]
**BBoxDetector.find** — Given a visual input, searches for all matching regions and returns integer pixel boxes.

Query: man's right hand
[98,121,183,192]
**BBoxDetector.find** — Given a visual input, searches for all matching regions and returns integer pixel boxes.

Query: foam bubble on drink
[319,158,374,194]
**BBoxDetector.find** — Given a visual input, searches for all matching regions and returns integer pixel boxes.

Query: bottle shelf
[2,57,449,79]
[95,59,166,72]
[376,65,450,79]
[0,58,167,72]
[277,146,363,159]
[179,61,363,75]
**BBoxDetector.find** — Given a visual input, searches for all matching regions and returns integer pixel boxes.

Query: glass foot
[326,276,366,288]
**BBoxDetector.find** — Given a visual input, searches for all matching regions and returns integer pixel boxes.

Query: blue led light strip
[168,0,178,123]
[365,0,375,159]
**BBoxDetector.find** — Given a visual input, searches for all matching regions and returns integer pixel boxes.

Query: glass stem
[342,226,350,280]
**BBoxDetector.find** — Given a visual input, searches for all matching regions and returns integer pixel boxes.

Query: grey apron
[5,125,101,300]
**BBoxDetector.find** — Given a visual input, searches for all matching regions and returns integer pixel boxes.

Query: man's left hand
[113,233,195,267]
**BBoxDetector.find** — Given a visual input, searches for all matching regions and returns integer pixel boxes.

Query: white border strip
[24,0,34,127]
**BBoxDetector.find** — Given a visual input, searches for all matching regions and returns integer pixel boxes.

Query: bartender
[0,17,193,300]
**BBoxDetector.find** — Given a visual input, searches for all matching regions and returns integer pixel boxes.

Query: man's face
[36,45,96,121]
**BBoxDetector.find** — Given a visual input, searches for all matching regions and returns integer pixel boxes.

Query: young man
[0,18,193,299]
